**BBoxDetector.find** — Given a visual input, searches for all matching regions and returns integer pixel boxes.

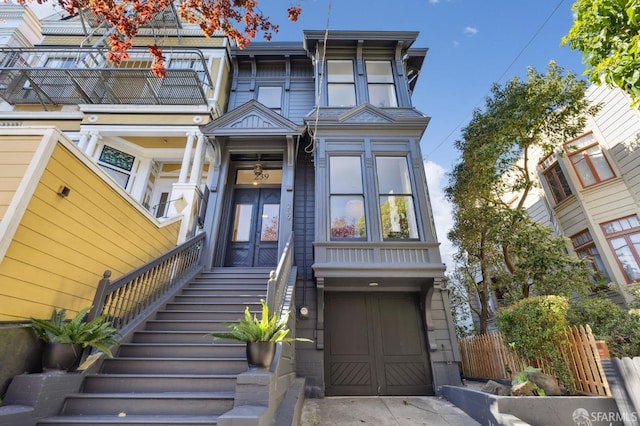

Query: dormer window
[366,61,397,107]
[257,86,283,113]
[327,60,356,107]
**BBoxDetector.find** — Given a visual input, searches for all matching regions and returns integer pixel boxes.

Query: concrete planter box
[441,385,625,426]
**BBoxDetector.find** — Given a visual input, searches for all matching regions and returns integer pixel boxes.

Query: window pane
[100,165,130,188]
[380,195,418,239]
[366,61,394,83]
[232,204,253,241]
[257,86,282,109]
[571,154,596,186]
[376,157,412,194]
[368,84,397,107]
[587,147,615,181]
[260,204,279,241]
[330,157,363,193]
[331,196,366,239]
[328,84,356,107]
[327,60,354,82]
[100,145,135,171]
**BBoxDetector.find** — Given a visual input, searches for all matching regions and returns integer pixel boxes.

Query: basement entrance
[324,292,433,396]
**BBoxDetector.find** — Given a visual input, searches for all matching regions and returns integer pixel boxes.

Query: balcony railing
[0,47,214,107]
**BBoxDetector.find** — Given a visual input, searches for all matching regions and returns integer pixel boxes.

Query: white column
[85,132,100,158]
[189,133,206,185]
[77,132,90,151]
[178,132,196,183]
[130,158,152,201]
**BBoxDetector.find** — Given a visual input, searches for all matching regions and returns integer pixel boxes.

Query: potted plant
[210,300,312,369]
[31,306,120,371]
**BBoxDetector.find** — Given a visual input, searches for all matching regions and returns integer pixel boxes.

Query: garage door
[325,292,433,396]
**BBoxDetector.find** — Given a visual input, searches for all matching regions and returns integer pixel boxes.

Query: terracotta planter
[42,343,83,371]
[246,342,276,369]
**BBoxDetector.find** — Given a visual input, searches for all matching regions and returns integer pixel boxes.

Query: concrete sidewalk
[300,396,480,425]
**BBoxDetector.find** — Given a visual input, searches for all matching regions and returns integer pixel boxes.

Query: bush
[496,295,574,391]
[567,296,640,358]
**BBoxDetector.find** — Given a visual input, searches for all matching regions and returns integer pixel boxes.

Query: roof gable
[202,100,304,136]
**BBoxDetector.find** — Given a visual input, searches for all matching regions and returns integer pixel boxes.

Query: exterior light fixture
[57,185,71,198]
[253,163,269,181]
[369,282,379,287]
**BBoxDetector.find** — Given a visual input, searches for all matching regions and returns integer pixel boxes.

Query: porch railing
[88,232,205,335]
[266,233,295,316]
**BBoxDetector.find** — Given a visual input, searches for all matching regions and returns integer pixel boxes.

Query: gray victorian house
[201,30,461,397]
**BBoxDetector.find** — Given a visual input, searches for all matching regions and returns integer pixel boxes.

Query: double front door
[224,188,280,267]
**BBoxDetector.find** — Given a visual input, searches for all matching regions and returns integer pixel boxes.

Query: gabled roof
[304,103,430,131]
[202,100,306,136]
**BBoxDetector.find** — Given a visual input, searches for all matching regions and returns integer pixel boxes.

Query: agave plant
[210,300,312,343]
[31,306,120,357]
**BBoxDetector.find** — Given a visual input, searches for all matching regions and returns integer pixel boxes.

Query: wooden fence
[458,324,611,396]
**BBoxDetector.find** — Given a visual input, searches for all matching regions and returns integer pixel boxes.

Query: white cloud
[463,26,479,36]
[428,0,440,4]
[424,161,456,272]
[452,40,460,48]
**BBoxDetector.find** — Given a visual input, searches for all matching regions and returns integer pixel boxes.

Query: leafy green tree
[563,0,640,105]
[446,62,598,334]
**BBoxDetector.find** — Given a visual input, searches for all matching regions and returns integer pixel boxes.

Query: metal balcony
[0,47,214,108]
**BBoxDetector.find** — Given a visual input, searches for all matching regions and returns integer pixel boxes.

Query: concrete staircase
[37,267,271,426]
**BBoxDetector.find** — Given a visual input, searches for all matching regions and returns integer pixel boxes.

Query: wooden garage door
[325,292,433,396]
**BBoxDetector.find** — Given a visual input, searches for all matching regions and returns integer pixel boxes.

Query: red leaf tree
[16,0,301,76]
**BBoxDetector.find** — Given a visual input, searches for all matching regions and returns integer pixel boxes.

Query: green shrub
[496,295,574,391]
[567,296,640,358]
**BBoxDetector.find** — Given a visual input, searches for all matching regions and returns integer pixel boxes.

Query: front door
[224,188,280,267]
[325,292,434,396]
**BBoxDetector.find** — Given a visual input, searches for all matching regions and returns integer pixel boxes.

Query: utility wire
[424,0,568,160]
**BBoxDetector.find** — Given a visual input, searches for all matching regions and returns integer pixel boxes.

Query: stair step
[131,331,216,344]
[172,295,263,304]
[154,310,258,321]
[60,392,234,416]
[179,289,266,297]
[145,320,233,332]
[38,414,219,425]
[83,374,237,393]
[101,358,248,375]
[118,343,245,358]
[164,302,261,312]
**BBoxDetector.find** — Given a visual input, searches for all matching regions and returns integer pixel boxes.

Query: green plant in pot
[210,300,312,369]
[31,306,120,371]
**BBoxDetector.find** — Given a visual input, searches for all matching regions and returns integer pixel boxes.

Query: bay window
[541,159,572,204]
[571,229,610,281]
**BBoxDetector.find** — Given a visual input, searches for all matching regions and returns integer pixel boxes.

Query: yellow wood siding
[0,136,41,221]
[81,114,210,126]
[0,143,180,321]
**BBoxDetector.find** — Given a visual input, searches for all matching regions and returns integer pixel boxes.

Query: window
[327,60,356,107]
[366,61,397,107]
[98,145,135,189]
[571,229,610,281]
[257,86,282,113]
[602,216,640,282]
[541,157,572,203]
[376,156,418,239]
[329,156,366,239]
[565,133,615,187]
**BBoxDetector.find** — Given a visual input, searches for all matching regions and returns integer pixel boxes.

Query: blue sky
[29,0,587,269]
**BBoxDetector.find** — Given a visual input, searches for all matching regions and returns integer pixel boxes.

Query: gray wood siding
[581,179,637,224]
[554,197,588,237]
[293,145,322,394]
[288,82,315,124]
[589,85,640,146]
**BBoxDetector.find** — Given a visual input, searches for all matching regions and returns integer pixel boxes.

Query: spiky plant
[210,300,312,343]
[31,306,120,357]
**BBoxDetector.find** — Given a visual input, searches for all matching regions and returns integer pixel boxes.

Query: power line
[424,0,569,160]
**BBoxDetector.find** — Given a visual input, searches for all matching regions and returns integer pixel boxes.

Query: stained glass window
[99,146,135,172]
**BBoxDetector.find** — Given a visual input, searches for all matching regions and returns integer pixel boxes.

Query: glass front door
[224,187,280,267]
